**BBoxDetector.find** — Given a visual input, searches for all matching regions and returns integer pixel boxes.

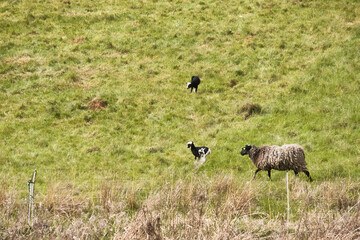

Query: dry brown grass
[238,102,262,120]
[88,97,108,111]
[1,176,359,239]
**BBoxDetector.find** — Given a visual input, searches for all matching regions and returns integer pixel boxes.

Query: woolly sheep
[240,144,312,181]
[186,76,201,93]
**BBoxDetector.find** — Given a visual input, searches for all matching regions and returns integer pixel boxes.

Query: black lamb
[187,141,211,167]
[187,76,201,93]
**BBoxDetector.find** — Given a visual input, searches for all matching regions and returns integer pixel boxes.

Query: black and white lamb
[187,141,211,166]
[186,76,201,93]
[241,144,312,181]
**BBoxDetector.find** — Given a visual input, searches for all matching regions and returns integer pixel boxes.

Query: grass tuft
[238,102,262,119]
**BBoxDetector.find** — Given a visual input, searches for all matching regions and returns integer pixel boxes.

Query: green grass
[0,0,360,232]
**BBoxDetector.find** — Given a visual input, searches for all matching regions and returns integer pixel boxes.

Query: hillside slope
[1,0,359,190]
[0,1,360,237]
[1,0,360,238]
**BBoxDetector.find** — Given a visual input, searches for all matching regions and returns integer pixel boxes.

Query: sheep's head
[187,82,192,89]
[187,141,193,148]
[241,145,252,155]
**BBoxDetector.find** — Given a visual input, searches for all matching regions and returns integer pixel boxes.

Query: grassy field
[1,0,360,238]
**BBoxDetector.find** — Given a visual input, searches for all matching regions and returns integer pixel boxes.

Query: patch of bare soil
[72,36,86,44]
[88,98,107,110]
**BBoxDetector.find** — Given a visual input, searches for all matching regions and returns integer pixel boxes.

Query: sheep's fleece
[248,144,307,172]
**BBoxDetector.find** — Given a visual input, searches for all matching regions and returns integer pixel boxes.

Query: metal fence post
[27,170,37,226]
[286,171,289,228]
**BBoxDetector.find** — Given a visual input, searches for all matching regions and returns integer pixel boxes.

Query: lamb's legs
[303,170,313,182]
[252,169,261,180]
[198,156,206,166]
[268,170,272,180]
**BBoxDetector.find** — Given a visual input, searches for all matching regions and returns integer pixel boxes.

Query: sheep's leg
[252,169,261,180]
[294,171,299,177]
[267,170,272,180]
[303,170,313,182]
[194,87,197,93]
[204,149,211,157]
[198,156,206,166]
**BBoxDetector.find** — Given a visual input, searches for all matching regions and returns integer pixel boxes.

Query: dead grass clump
[88,97,108,110]
[4,53,39,65]
[72,36,86,44]
[1,177,360,239]
[224,185,253,217]
[121,175,257,239]
[0,188,7,207]
[289,179,360,239]
[99,183,112,213]
[87,146,101,153]
[210,177,255,220]
[125,191,141,213]
[122,208,162,240]
[210,176,234,216]
[227,79,238,88]
[0,187,18,218]
[295,201,360,239]
[310,181,360,211]
[238,102,262,119]
[43,183,86,217]
[212,175,234,196]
